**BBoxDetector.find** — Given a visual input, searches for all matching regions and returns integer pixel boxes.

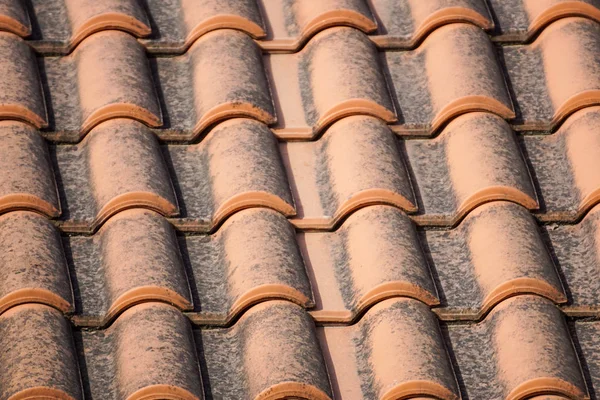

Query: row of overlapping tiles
[3,1,600,399]
[5,296,600,399]
[0,4,600,141]
[7,0,600,53]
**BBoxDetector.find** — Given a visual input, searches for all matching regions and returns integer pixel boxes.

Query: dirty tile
[53,119,178,232]
[43,31,162,140]
[28,0,150,53]
[166,118,294,232]
[79,302,203,399]
[266,27,395,139]
[153,30,275,141]
[281,116,415,229]
[405,112,538,226]
[301,205,438,323]
[318,298,459,399]
[0,211,73,315]
[502,17,600,131]
[426,202,565,320]
[198,300,332,399]
[489,0,600,42]
[385,23,514,136]
[0,0,30,37]
[369,0,494,48]
[183,208,313,326]
[447,295,588,400]
[0,121,59,217]
[66,209,192,327]
[523,106,600,221]
[547,204,600,316]
[0,304,82,399]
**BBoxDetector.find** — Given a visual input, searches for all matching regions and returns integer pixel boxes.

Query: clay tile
[167,118,294,232]
[546,204,600,316]
[503,17,600,130]
[369,0,494,48]
[385,23,515,135]
[54,119,178,233]
[319,298,459,399]
[67,209,192,327]
[0,304,82,399]
[427,202,566,320]
[153,30,275,141]
[0,211,73,314]
[140,0,265,53]
[300,205,438,323]
[44,31,162,140]
[258,0,376,51]
[64,0,151,49]
[0,32,47,128]
[489,0,600,42]
[406,112,538,226]
[81,303,202,399]
[575,319,600,396]
[184,208,313,325]
[281,116,415,229]
[267,27,396,140]
[0,121,60,217]
[448,295,588,399]
[200,300,332,399]
[523,106,600,221]
[0,0,30,37]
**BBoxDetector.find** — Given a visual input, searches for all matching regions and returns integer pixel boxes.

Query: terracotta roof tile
[54,119,178,232]
[0,32,47,128]
[80,302,203,399]
[0,304,81,399]
[199,300,331,399]
[489,0,600,42]
[405,112,538,225]
[523,107,600,221]
[301,205,438,323]
[369,0,494,48]
[0,211,72,314]
[141,0,266,53]
[67,209,192,326]
[427,202,566,320]
[267,27,395,139]
[0,0,30,38]
[43,31,162,140]
[318,298,459,399]
[183,208,313,325]
[547,203,600,316]
[0,121,59,217]
[574,319,600,396]
[167,118,294,232]
[447,295,588,399]
[503,17,600,131]
[281,116,415,229]
[154,29,275,141]
[385,23,515,136]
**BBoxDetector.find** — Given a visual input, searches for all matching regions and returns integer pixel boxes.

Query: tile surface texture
[1,1,600,400]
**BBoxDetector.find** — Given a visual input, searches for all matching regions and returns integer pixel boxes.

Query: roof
[1,0,600,399]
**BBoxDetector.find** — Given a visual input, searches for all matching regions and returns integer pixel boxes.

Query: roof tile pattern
[0,1,599,399]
